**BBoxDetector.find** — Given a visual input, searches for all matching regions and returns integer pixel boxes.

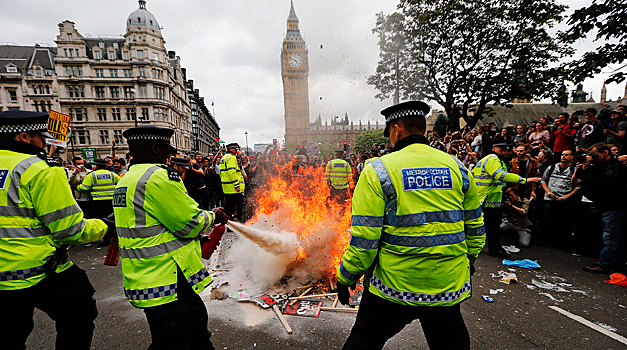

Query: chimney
[168,50,176,59]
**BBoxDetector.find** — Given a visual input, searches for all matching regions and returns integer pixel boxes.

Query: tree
[317,143,336,157]
[354,129,388,154]
[566,0,627,84]
[369,0,574,129]
[367,12,410,105]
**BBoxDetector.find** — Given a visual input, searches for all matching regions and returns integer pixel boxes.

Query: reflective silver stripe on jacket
[119,238,194,259]
[5,156,43,209]
[0,226,50,239]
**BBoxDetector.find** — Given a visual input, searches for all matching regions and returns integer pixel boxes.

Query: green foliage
[369,0,574,129]
[284,142,297,154]
[317,143,336,157]
[566,0,627,84]
[354,129,388,154]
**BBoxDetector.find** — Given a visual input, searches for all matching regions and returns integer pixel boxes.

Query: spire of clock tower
[285,1,304,42]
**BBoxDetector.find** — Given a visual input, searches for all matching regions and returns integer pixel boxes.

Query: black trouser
[543,199,577,246]
[143,268,214,350]
[343,289,470,350]
[0,264,98,350]
[91,200,114,219]
[482,205,503,254]
[223,193,244,220]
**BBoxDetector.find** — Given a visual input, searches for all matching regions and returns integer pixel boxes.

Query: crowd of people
[424,106,627,273]
[64,105,627,274]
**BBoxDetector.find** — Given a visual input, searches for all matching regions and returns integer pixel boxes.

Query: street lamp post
[244,131,249,155]
[130,88,138,127]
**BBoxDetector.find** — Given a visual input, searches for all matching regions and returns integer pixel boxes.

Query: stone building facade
[0,45,60,114]
[186,78,219,154]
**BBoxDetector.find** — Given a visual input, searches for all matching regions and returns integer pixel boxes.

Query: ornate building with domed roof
[52,0,218,158]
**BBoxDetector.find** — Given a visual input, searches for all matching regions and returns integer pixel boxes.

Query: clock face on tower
[288,54,303,68]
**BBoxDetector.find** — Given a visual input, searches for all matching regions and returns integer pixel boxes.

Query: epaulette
[37,152,60,167]
[159,164,181,181]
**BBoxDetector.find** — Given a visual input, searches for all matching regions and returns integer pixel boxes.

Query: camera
[577,152,598,164]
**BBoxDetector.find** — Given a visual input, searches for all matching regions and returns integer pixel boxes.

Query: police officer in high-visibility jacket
[77,158,121,217]
[219,142,245,220]
[114,126,226,349]
[325,150,352,204]
[0,111,111,350]
[471,136,541,259]
[336,102,485,350]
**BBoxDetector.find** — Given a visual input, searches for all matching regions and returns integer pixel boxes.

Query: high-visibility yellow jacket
[0,144,107,290]
[337,140,485,307]
[77,169,121,201]
[364,157,379,166]
[471,154,525,208]
[325,158,351,189]
[113,163,215,308]
[219,153,245,194]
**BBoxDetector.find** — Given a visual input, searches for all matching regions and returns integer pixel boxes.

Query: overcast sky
[0,0,621,147]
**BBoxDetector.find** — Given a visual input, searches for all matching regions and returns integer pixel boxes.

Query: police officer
[325,150,352,204]
[113,126,226,350]
[0,111,111,350]
[219,142,245,220]
[472,136,541,258]
[77,158,121,218]
[336,101,485,350]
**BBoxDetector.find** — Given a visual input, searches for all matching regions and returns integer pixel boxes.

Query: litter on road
[502,259,541,269]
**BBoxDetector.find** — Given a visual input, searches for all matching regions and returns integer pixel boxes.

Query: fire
[248,163,353,279]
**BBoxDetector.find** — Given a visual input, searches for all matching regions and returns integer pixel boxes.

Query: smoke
[223,211,348,290]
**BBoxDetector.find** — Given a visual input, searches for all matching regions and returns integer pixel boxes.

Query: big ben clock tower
[281,1,310,146]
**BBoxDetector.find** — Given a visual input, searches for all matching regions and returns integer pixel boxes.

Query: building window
[111,107,121,121]
[142,108,149,121]
[110,69,118,77]
[45,85,50,94]
[110,86,120,99]
[113,42,119,49]
[64,48,68,57]
[99,41,105,50]
[95,68,104,77]
[36,69,42,77]
[69,49,74,58]
[108,51,115,60]
[153,53,159,62]
[33,101,40,112]
[124,69,132,77]
[137,50,144,59]
[95,86,105,99]
[76,130,90,145]
[75,49,80,57]
[139,85,147,97]
[72,108,87,121]
[123,51,129,60]
[8,90,17,102]
[94,51,101,60]
[99,130,109,144]
[97,108,107,121]
[67,85,84,98]
[32,85,37,94]
[38,85,44,94]
[153,86,164,99]
[124,87,134,99]
[125,108,136,121]
[66,65,82,76]
[113,130,124,144]
[138,67,145,77]
[67,33,73,41]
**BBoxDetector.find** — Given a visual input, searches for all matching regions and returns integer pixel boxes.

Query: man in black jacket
[574,143,627,273]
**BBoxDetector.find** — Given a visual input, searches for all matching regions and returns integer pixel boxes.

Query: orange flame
[249,163,353,279]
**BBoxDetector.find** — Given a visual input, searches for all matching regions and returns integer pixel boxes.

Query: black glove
[336,279,356,306]
[468,256,477,277]
[101,213,116,238]
[211,207,228,224]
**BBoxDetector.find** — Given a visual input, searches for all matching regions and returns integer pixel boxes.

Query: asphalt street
[26,233,627,350]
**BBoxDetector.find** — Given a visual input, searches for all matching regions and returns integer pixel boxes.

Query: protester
[501,188,533,247]
[604,109,627,155]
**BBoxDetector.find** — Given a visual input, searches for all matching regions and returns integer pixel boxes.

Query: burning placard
[46,110,71,147]
[281,300,323,317]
